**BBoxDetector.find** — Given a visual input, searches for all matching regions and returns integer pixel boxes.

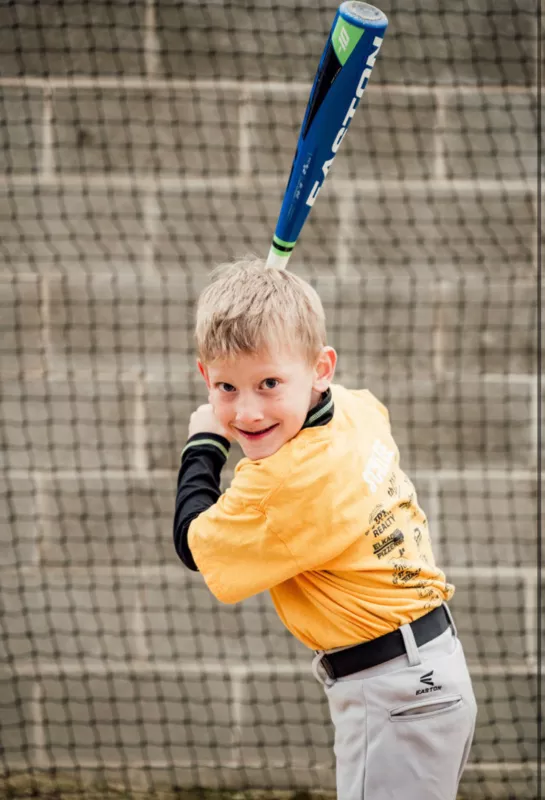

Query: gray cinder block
[143,371,207,470]
[1,475,39,567]
[0,675,36,761]
[40,670,234,765]
[439,476,538,568]
[0,376,136,471]
[348,187,535,274]
[314,274,440,376]
[0,2,146,76]
[441,277,536,374]
[238,669,334,768]
[0,274,44,373]
[154,184,339,270]
[0,568,139,662]
[155,4,327,81]
[372,1,536,86]
[470,671,538,763]
[448,576,530,665]
[0,89,43,174]
[247,88,437,181]
[38,471,176,566]
[0,186,150,263]
[47,272,197,372]
[140,568,308,662]
[340,376,533,471]
[443,91,538,180]
[52,88,240,177]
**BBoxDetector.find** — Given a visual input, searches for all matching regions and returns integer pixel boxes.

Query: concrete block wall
[0,1,539,797]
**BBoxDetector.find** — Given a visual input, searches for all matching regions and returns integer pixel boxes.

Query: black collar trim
[302,388,334,430]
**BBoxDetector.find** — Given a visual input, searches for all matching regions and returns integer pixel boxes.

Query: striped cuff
[181,433,231,462]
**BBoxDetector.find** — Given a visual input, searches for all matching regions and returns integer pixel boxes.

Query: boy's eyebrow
[212,371,285,384]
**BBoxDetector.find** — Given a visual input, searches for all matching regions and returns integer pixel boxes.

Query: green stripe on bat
[273,235,297,249]
[332,18,364,66]
[271,245,292,258]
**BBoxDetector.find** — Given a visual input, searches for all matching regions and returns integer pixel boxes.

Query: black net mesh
[0,1,540,798]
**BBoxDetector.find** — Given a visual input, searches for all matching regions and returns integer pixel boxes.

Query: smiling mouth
[236,424,279,440]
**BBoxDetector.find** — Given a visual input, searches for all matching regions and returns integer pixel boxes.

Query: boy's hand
[188,404,233,441]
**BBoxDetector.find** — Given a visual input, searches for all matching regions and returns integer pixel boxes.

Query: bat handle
[265,247,290,270]
[266,236,296,269]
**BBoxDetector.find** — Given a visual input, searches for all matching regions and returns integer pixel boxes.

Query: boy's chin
[238,433,286,460]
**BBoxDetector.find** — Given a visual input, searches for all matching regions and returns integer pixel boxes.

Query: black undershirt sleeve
[173,433,230,571]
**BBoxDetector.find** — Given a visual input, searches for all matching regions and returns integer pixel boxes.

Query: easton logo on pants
[416,670,443,695]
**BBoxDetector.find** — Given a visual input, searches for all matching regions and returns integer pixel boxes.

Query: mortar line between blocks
[1,77,537,94]
[0,174,536,194]
[133,373,149,476]
[433,89,447,181]
[32,681,50,770]
[143,189,159,277]
[229,671,245,765]
[427,475,442,563]
[132,591,150,661]
[39,272,54,374]
[41,87,54,179]
[144,0,160,79]
[523,572,538,667]
[336,185,356,278]
[239,87,256,179]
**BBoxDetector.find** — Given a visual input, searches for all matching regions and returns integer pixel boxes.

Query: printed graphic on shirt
[415,584,439,605]
[387,473,400,499]
[369,508,396,538]
[372,529,404,559]
[362,439,395,494]
[390,559,422,586]
[398,495,415,512]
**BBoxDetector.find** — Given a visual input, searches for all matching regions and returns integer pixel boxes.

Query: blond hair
[195,256,327,364]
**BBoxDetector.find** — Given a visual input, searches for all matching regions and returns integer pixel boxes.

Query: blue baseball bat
[266,1,388,269]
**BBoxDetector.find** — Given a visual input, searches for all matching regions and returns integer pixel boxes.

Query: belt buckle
[320,656,336,680]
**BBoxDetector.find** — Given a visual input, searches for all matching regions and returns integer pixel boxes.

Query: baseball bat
[266,1,388,269]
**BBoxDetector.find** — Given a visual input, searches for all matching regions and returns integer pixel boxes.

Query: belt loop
[312,651,336,688]
[442,602,458,637]
[399,623,422,667]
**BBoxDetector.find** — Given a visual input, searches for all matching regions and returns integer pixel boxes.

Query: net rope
[0,1,539,798]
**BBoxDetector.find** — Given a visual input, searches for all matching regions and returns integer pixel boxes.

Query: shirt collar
[301,388,334,430]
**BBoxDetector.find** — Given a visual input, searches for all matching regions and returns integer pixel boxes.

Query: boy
[173,257,477,799]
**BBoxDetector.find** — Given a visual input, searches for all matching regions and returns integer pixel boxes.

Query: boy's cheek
[211,399,230,426]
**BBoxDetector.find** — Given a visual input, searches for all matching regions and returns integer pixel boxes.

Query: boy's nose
[234,400,265,424]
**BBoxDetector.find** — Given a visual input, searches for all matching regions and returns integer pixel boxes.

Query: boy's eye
[217,382,236,393]
[263,378,279,389]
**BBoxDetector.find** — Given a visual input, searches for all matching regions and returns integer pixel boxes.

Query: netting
[0,1,541,798]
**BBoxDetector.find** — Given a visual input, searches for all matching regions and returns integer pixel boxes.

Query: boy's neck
[310,388,325,409]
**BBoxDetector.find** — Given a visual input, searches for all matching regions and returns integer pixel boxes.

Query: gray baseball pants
[312,607,477,800]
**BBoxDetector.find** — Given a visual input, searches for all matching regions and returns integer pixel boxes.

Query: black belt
[319,605,451,680]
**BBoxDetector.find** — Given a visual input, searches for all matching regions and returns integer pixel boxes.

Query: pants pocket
[389,693,463,721]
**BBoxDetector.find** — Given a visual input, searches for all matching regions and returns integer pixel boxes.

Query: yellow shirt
[188,384,454,650]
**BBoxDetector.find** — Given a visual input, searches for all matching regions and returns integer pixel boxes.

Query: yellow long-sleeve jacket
[185,384,454,650]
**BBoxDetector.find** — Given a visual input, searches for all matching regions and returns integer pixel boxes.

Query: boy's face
[198,345,336,460]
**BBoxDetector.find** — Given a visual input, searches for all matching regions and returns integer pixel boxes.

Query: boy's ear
[312,346,337,392]
[197,359,211,388]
